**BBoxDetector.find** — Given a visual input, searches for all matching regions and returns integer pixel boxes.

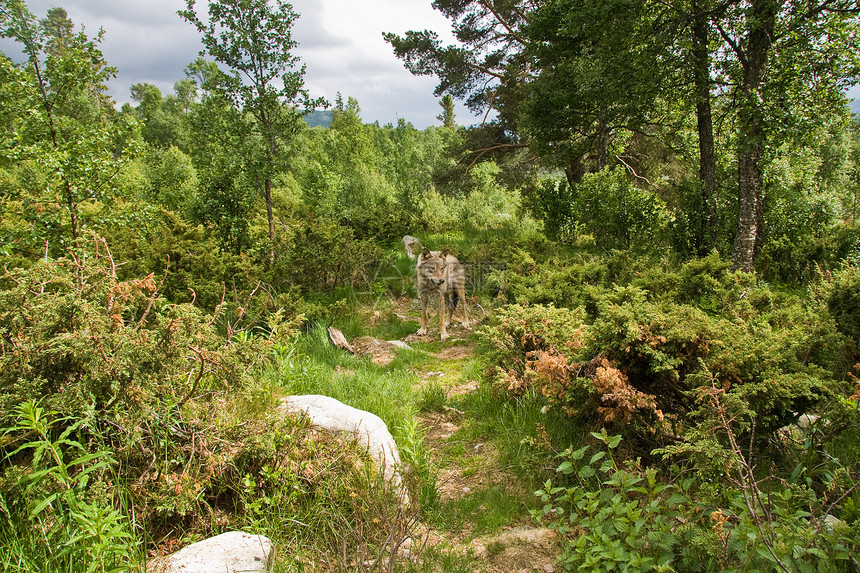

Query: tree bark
[731,0,777,273]
[565,156,586,187]
[692,0,717,249]
[594,118,610,171]
[264,125,277,263]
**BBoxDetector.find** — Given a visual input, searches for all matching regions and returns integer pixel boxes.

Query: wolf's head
[418,247,448,286]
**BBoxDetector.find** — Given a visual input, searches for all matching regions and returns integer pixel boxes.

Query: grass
[274,323,418,423]
[452,380,588,478]
[0,258,566,573]
[431,485,533,537]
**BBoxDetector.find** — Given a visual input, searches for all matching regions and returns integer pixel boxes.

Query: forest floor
[374,298,562,573]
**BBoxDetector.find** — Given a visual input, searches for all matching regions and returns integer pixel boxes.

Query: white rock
[151,531,273,573]
[823,514,847,532]
[280,395,404,492]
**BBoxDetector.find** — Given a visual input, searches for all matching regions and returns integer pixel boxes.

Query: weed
[1,400,138,572]
[418,382,447,413]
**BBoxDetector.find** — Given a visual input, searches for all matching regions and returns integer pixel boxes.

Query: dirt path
[343,297,561,571]
[409,341,561,573]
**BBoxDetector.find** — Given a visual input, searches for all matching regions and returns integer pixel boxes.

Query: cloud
[0,0,476,128]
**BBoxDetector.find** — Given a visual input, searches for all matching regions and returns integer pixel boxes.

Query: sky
[2,1,858,127]
[0,0,478,129]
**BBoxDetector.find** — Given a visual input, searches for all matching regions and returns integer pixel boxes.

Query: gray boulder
[149,531,273,572]
[280,394,405,494]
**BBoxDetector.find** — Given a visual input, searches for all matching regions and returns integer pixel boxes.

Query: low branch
[615,155,653,185]
[464,143,527,171]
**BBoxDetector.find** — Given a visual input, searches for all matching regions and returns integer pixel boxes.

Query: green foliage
[0,2,140,249]
[536,432,689,572]
[140,145,199,215]
[538,432,858,573]
[815,263,860,350]
[459,162,529,235]
[269,215,382,293]
[0,239,265,421]
[478,303,588,381]
[486,255,844,436]
[1,400,137,572]
[102,207,247,310]
[536,169,671,251]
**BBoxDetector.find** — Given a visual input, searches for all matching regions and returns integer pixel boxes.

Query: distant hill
[304,110,333,128]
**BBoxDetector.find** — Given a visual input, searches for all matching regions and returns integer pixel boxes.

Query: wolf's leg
[439,289,448,340]
[417,292,429,335]
[443,291,453,328]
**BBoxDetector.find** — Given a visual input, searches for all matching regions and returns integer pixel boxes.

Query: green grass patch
[431,485,532,538]
[452,382,588,478]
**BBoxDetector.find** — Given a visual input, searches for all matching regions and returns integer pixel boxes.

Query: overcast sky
[2,1,858,127]
[0,0,478,129]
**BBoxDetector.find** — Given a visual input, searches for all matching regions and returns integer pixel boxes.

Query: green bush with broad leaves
[0,400,138,571]
[537,431,858,573]
[533,168,671,251]
[814,262,860,351]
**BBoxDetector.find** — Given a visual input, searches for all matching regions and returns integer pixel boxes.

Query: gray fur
[416,247,470,340]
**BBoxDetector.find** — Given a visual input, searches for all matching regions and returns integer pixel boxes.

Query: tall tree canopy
[388,0,860,272]
[0,0,136,252]
[179,0,325,252]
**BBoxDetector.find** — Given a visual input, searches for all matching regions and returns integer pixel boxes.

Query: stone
[822,514,847,532]
[280,394,404,493]
[149,531,273,573]
[796,414,818,429]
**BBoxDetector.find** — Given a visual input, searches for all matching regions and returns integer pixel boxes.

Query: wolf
[416,247,470,340]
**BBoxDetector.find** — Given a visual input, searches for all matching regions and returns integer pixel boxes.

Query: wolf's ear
[440,249,449,259]
[420,247,432,258]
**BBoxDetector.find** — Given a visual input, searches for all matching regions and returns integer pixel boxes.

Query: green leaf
[756,547,778,563]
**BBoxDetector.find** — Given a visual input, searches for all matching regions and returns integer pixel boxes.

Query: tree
[715,0,860,271]
[384,0,534,157]
[523,0,683,183]
[522,0,859,269]
[179,0,325,255]
[437,94,456,128]
[0,0,137,252]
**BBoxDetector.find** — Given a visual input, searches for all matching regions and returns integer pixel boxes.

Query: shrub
[103,207,247,310]
[534,169,671,251]
[538,431,859,573]
[0,239,269,422]
[815,263,860,350]
[478,303,588,382]
[484,255,844,438]
[270,215,382,293]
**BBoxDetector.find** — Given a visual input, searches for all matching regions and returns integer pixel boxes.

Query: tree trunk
[565,156,586,187]
[692,0,717,249]
[594,118,610,171]
[264,176,275,263]
[264,128,277,264]
[733,147,762,272]
[731,0,776,273]
[66,182,78,244]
